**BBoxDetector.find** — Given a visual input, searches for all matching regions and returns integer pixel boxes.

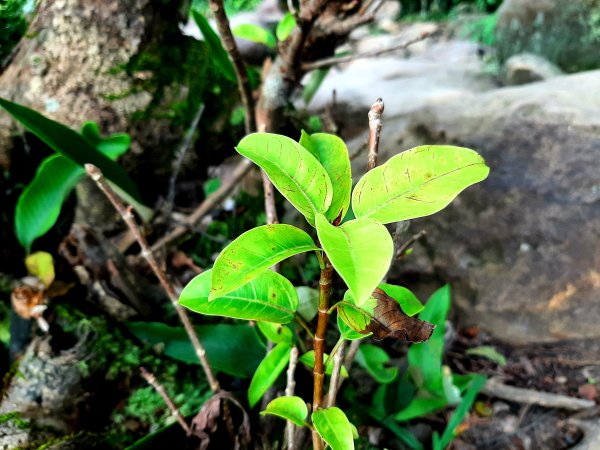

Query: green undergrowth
[0,0,30,64]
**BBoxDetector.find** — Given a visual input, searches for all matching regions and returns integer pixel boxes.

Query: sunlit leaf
[257,321,294,344]
[336,290,434,342]
[248,342,292,407]
[300,132,352,222]
[276,12,296,41]
[352,145,489,224]
[127,322,264,378]
[337,312,369,340]
[355,344,399,384]
[379,283,424,317]
[24,251,55,288]
[191,10,236,82]
[233,23,276,48]
[299,350,349,377]
[236,133,333,226]
[260,396,308,426]
[312,407,355,450]
[180,269,298,324]
[394,395,448,421]
[210,224,318,299]
[315,213,392,307]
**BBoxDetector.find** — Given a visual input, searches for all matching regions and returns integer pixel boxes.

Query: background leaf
[80,121,130,157]
[0,97,142,203]
[394,395,448,421]
[315,214,393,307]
[296,286,319,321]
[191,10,236,82]
[276,12,296,41]
[127,322,264,378]
[466,346,507,366]
[24,251,55,287]
[257,321,294,344]
[248,342,292,407]
[355,344,399,384]
[233,23,276,48]
[236,133,333,226]
[180,269,299,324]
[210,224,318,299]
[260,396,307,426]
[312,407,355,450]
[352,145,489,224]
[300,132,352,222]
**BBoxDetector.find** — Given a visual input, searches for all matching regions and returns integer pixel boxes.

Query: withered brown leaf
[338,288,434,342]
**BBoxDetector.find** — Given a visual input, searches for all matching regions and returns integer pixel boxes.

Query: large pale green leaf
[260,396,308,427]
[0,97,142,203]
[299,132,352,222]
[407,285,451,395]
[312,407,355,450]
[352,145,489,224]
[191,10,236,82]
[379,283,424,317]
[236,133,333,225]
[355,344,399,384]
[315,213,393,307]
[210,224,318,299]
[127,322,264,378]
[232,23,276,48]
[248,342,292,407]
[276,12,296,41]
[180,269,298,324]
[15,155,82,252]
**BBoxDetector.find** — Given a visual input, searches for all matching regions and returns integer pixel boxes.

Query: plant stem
[86,164,221,393]
[285,347,299,450]
[312,254,333,450]
[326,340,345,407]
[140,367,192,435]
[367,98,384,171]
[207,0,255,134]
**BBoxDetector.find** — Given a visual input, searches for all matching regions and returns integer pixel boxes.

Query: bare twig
[483,378,595,411]
[151,157,253,252]
[567,419,600,450]
[396,230,426,259]
[208,0,255,134]
[344,340,361,372]
[285,347,300,450]
[165,103,205,217]
[325,340,345,407]
[86,164,220,393]
[302,32,431,71]
[367,98,384,171]
[141,367,192,435]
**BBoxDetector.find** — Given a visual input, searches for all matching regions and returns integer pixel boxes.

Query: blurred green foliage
[399,0,501,18]
[192,0,263,15]
[0,0,29,64]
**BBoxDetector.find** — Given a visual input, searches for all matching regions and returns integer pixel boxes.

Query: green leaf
[337,312,369,340]
[210,224,318,299]
[436,375,486,450]
[257,321,294,344]
[232,23,276,49]
[191,10,236,82]
[352,145,489,224]
[248,342,292,407]
[296,286,319,322]
[15,155,82,252]
[236,133,333,226]
[466,346,507,366]
[299,350,349,377]
[302,68,329,106]
[203,178,221,196]
[180,269,299,324]
[355,344,399,384]
[379,283,424,317]
[312,407,355,450]
[127,322,264,378]
[316,213,393,307]
[260,396,308,426]
[381,417,424,450]
[276,12,296,41]
[0,97,143,203]
[407,285,451,395]
[24,251,55,288]
[299,132,352,222]
[80,121,130,159]
[442,366,462,405]
[394,395,448,421]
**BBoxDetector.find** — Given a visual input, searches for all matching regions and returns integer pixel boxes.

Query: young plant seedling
[179,131,489,449]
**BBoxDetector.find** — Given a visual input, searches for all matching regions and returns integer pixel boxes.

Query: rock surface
[348,71,600,344]
[503,52,563,85]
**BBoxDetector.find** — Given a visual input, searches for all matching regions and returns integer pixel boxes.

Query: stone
[503,52,562,85]
[349,71,600,344]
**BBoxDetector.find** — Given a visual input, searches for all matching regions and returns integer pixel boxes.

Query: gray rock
[504,52,562,85]
[348,71,600,344]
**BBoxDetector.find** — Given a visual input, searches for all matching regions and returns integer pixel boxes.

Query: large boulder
[503,52,562,85]
[348,71,600,344]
